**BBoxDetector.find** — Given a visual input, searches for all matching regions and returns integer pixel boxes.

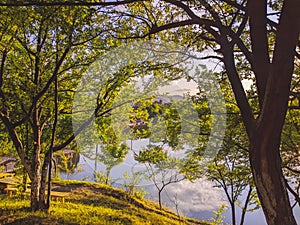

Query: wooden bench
[49,191,69,203]
[4,187,17,198]
[0,177,18,195]
[5,187,30,198]
[0,173,14,179]
[5,187,68,202]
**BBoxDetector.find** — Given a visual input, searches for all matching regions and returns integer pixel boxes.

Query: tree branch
[285,179,300,207]
[247,0,270,107]
[0,0,144,7]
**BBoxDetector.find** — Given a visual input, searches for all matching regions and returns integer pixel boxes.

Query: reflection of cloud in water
[148,179,227,214]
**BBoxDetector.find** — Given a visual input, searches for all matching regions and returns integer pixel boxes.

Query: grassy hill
[0,180,213,225]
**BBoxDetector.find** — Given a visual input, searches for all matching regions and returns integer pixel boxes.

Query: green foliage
[128,98,182,147]
[0,5,126,210]
[179,157,203,181]
[94,170,110,184]
[1,1,296,222]
[84,130,129,185]
[210,204,228,225]
[135,146,167,164]
[205,80,260,225]
[135,145,198,180]
[0,130,14,157]
[123,170,147,199]
[55,151,83,179]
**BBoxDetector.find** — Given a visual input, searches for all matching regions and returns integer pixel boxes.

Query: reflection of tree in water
[54,148,80,178]
[129,97,182,148]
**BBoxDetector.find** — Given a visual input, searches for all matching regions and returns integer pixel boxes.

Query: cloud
[148,178,227,215]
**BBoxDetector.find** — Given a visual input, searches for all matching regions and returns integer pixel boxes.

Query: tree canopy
[0,1,299,225]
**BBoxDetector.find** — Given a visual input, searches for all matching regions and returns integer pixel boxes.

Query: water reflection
[58,148,300,225]
[54,148,80,178]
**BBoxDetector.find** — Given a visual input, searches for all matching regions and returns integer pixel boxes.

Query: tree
[0,6,117,211]
[114,1,299,224]
[134,145,186,209]
[204,79,258,225]
[0,1,194,213]
[186,77,259,225]
[92,143,129,185]
[207,135,259,225]
[1,1,299,224]
[81,112,130,185]
[128,97,182,147]
[281,109,300,209]
[122,169,147,198]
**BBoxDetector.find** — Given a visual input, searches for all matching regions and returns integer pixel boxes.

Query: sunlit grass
[0,180,213,225]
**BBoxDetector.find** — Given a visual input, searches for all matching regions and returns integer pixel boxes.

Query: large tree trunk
[223,0,299,223]
[250,131,296,225]
[248,1,299,224]
[30,162,41,211]
[30,142,41,210]
[31,108,43,211]
[39,158,50,210]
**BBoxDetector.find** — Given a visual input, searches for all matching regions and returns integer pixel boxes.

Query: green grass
[0,180,213,225]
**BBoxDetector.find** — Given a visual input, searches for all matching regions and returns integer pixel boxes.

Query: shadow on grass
[0,215,62,225]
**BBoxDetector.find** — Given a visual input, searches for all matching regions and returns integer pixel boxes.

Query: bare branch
[163,0,200,20]
[285,179,300,207]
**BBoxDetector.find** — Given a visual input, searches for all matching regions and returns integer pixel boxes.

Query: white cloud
[148,178,227,214]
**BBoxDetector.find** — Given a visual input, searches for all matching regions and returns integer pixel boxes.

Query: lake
[59,140,300,225]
